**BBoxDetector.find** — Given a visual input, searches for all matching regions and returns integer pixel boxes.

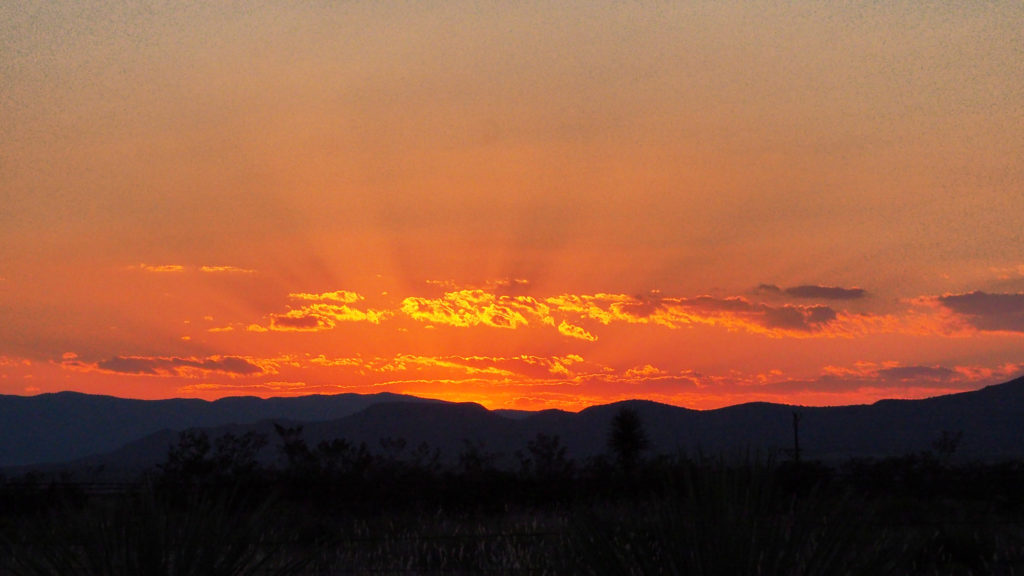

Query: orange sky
[2,2,1023,411]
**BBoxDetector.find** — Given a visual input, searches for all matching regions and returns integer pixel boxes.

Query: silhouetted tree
[408,441,442,475]
[316,438,372,479]
[519,433,574,481]
[379,436,407,461]
[608,407,649,474]
[374,436,409,478]
[458,439,497,476]
[160,430,268,487]
[315,438,352,476]
[274,423,316,475]
[161,430,214,481]
[213,431,267,478]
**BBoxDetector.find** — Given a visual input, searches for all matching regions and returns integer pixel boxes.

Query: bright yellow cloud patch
[400,290,534,329]
[289,290,363,303]
[254,290,389,331]
[557,321,596,341]
[245,286,973,342]
[625,364,669,378]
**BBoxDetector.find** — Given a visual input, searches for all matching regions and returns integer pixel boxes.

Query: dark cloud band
[96,356,263,376]
[938,291,1024,332]
[784,285,866,300]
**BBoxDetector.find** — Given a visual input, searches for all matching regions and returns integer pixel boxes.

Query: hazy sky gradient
[3,1,1023,409]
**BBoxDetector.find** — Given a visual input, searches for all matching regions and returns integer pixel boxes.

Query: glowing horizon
[2,2,1022,411]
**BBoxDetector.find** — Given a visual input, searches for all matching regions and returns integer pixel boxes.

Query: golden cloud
[200,265,256,274]
[244,286,978,341]
[625,364,670,378]
[255,290,389,332]
[288,290,363,303]
[557,321,597,341]
[177,381,311,395]
[135,263,185,273]
[0,355,32,367]
[303,353,597,384]
[400,290,537,329]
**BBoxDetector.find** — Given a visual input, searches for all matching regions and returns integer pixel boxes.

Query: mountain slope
[0,391,440,467]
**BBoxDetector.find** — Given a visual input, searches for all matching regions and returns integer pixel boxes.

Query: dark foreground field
[4,453,1024,575]
[4,414,1024,575]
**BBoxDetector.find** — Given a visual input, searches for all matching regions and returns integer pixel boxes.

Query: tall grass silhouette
[568,457,901,575]
[3,485,310,576]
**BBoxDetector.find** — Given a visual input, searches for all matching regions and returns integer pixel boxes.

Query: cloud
[177,381,311,395]
[133,264,255,274]
[270,312,332,331]
[246,286,906,341]
[338,354,553,375]
[762,305,837,331]
[96,357,162,375]
[545,293,674,327]
[200,265,256,274]
[254,290,389,331]
[380,355,518,377]
[990,264,1024,280]
[709,361,1018,405]
[936,291,1024,332]
[401,290,538,329]
[546,354,584,375]
[625,364,670,379]
[288,290,362,303]
[242,285,888,342]
[876,365,957,382]
[816,361,1021,390]
[547,293,846,335]
[82,355,265,377]
[0,356,32,368]
[303,352,698,399]
[557,321,597,341]
[135,263,185,273]
[307,353,595,384]
[783,285,867,300]
[488,278,532,295]
[394,289,834,338]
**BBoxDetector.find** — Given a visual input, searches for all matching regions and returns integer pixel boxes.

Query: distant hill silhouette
[3,376,1024,475]
[0,391,441,467]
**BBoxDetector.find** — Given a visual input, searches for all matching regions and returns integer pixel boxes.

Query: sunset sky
[2,1,1023,411]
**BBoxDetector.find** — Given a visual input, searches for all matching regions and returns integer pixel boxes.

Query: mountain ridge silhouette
[2,376,1023,473]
